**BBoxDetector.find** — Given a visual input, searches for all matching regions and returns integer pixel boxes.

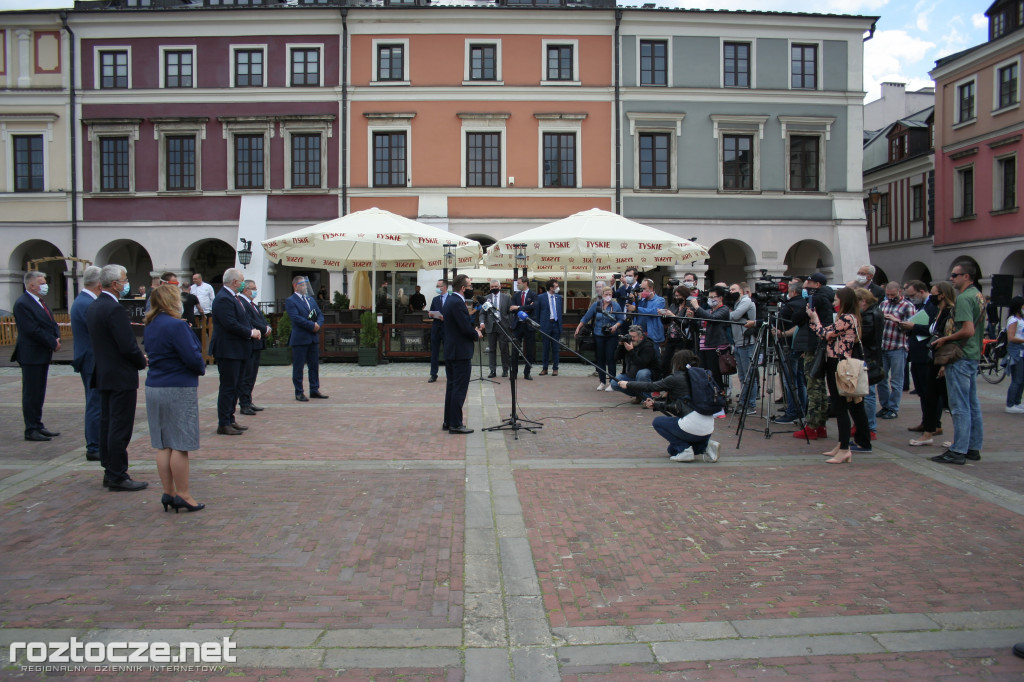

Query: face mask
[708,298,719,307]
[674,297,683,304]
[856,275,868,285]
[237,280,247,294]
[490,288,499,295]
[801,288,810,299]
[889,296,899,303]
[250,290,257,299]
[641,290,651,299]
[122,282,131,296]
[38,283,49,296]
[603,295,612,303]
[553,287,560,294]
[624,276,634,285]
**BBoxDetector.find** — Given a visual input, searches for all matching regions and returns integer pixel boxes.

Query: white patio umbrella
[261,207,483,315]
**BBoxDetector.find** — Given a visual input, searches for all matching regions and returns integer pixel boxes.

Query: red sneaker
[870,431,877,441]
[850,426,856,436]
[793,427,818,440]
[816,427,828,439]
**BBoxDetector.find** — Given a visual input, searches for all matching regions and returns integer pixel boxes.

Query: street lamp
[443,242,456,284]
[513,242,528,280]
[238,238,253,268]
[867,187,881,227]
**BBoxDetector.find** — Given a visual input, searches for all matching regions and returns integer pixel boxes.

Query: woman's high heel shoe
[161,493,174,512]
[822,445,840,457]
[171,495,205,513]
[826,450,852,464]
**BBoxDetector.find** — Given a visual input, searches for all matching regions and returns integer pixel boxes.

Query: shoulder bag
[808,342,827,380]
[835,318,869,401]
[717,346,738,375]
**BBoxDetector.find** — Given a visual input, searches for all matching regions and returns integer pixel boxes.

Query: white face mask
[624,276,634,285]
[553,287,560,294]
[38,283,49,296]
[856,275,868,285]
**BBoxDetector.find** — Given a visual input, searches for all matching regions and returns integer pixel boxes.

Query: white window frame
[720,38,756,89]
[93,46,132,90]
[365,112,414,189]
[787,39,821,91]
[1,114,56,192]
[230,45,267,88]
[954,163,975,219]
[281,117,332,191]
[992,54,1021,115]
[85,119,140,194]
[463,39,502,86]
[371,39,409,85]
[953,74,978,128]
[540,39,580,86]
[459,113,507,188]
[626,112,685,192]
[535,114,586,189]
[779,116,833,193]
[287,43,324,88]
[637,37,671,87]
[152,118,206,193]
[712,114,766,192]
[993,153,1018,212]
[221,118,274,192]
[159,46,197,89]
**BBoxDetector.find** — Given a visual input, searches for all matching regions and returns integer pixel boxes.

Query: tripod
[470,324,498,385]
[482,322,541,439]
[734,313,809,447]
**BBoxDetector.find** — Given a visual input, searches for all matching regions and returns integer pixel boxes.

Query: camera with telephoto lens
[617,334,632,343]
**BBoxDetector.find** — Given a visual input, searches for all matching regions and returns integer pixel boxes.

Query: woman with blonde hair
[143,284,206,512]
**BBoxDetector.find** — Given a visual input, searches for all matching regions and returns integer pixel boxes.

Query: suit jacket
[480,291,512,333]
[442,292,479,361]
[209,287,255,360]
[429,293,450,329]
[243,296,269,351]
[86,292,147,390]
[11,292,60,365]
[535,292,562,330]
[511,288,536,330]
[70,290,98,374]
[285,292,325,346]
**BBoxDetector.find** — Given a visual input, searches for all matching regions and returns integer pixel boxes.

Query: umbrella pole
[391,269,396,324]
[371,244,377,315]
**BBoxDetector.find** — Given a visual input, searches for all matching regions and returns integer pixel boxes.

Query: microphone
[480,301,501,320]
[516,310,540,329]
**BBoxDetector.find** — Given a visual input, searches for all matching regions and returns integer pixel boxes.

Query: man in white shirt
[191,273,215,318]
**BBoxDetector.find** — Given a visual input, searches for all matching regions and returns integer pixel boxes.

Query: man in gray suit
[70,265,103,460]
[478,278,512,378]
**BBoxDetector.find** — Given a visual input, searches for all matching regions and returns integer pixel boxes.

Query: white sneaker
[703,440,720,463]
[1006,405,1024,414]
[597,382,607,391]
[605,384,614,392]
[669,447,695,462]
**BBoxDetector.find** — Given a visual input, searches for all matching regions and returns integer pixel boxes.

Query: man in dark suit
[285,275,327,401]
[427,278,449,383]
[239,279,271,416]
[86,264,148,491]
[510,276,536,380]
[443,274,482,433]
[535,278,563,376]
[210,268,261,434]
[479,278,512,378]
[12,270,61,442]
[70,265,103,459]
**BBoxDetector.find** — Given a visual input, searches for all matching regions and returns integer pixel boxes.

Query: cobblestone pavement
[1,361,1023,680]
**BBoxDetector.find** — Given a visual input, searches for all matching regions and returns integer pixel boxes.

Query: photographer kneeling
[610,325,659,404]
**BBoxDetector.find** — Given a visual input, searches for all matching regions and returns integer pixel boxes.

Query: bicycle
[979,329,1008,384]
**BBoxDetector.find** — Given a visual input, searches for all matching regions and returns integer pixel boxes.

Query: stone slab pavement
[0,360,1022,680]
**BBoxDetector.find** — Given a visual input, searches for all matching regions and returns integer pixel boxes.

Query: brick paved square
[0,469,463,630]
[518,465,1024,627]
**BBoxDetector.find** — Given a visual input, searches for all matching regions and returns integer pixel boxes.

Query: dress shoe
[296,393,309,402]
[310,391,329,399]
[25,430,51,441]
[86,450,101,462]
[849,444,872,453]
[239,406,258,416]
[39,428,60,438]
[248,404,265,411]
[552,369,559,376]
[106,476,148,492]
[908,423,925,432]
[230,422,248,431]
[428,376,438,383]
[524,374,533,380]
[488,371,497,378]
[448,425,474,434]
[502,371,508,377]
[934,427,943,435]
[161,493,175,512]
[965,449,981,461]
[217,424,243,435]
[539,369,548,376]
[171,495,205,513]
[1013,642,1024,659]
[931,449,966,465]
[442,423,450,431]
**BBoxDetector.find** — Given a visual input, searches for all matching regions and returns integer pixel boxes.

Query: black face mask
[674,298,684,304]
[490,288,500,295]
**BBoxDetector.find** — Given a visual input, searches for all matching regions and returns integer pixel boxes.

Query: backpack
[683,366,726,416]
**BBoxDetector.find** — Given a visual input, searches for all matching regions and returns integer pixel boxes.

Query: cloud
[971,13,988,29]
[863,29,935,101]
[645,0,888,11]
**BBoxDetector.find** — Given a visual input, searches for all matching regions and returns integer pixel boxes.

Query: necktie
[550,295,556,320]
[521,292,526,306]
[303,295,311,311]
[39,298,53,321]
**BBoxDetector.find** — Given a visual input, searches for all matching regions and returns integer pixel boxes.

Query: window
[377,44,404,82]
[234,49,263,87]
[164,50,192,88]
[542,132,575,188]
[722,134,753,190]
[788,135,819,192]
[466,132,501,187]
[99,50,128,89]
[165,135,196,191]
[638,132,670,189]
[997,62,1019,110]
[373,132,407,187]
[791,43,817,89]
[911,184,923,221]
[955,166,974,219]
[468,44,497,81]
[996,155,1017,212]
[290,134,321,188]
[546,45,573,81]
[723,42,749,88]
[234,134,264,189]
[291,48,320,87]
[13,135,44,192]
[957,80,976,123]
[879,193,890,227]
[100,137,130,192]
[639,40,667,86]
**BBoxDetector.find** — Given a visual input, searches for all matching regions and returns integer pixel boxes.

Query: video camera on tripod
[751,270,788,318]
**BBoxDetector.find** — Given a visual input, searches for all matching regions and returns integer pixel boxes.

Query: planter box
[357,346,378,366]
[261,348,292,366]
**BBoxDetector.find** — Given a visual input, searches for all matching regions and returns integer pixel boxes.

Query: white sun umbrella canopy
[261,207,483,313]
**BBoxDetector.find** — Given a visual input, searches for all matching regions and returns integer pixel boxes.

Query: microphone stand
[470,305,498,385]
[483,320,541,439]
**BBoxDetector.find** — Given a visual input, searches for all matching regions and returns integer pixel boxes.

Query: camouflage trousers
[803,352,829,428]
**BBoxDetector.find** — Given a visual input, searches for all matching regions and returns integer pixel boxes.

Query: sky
[0,0,993,103]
